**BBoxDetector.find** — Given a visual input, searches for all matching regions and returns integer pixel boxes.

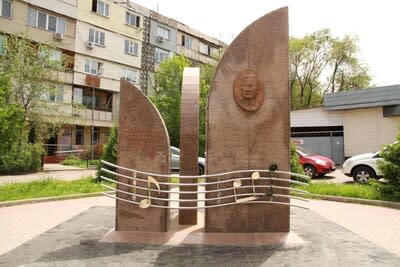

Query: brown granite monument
[179,67,200,225]
[116,80,170,232]
[205,7,290,232]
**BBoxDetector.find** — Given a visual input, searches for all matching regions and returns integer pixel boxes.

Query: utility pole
[91,81,95,160]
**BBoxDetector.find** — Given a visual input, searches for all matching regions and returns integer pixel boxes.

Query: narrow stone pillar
[179,67,200,225]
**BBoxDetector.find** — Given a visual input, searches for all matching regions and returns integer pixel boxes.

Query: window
[93,127,99,145]
[154,48,169,63]
[124,39,138,56]
[0,0,12,19]
[84,59,103,75]
[125,11,140,27]
[121,68,138,83]
[42,84,63,102]
[92,0,109,17]
[157,26,170,40]
[28,8,66,34]
[199,42,209,55]
[73,88,83,104]
[0,35,6,55]
[75,126,84,145]
[181,35,192,49]
[89,29,105,46]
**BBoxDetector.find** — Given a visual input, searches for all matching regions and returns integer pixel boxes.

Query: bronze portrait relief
[233,69,265,112]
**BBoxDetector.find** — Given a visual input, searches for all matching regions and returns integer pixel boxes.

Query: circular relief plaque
[233,69,265,112]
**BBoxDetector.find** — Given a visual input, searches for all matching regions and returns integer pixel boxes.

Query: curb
[0,191,115,208]
[298,193,400,210]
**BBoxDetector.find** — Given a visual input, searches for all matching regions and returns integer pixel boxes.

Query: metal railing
[100,160,310,210]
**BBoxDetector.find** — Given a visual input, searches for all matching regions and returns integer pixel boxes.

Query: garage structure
[291,84,400,164]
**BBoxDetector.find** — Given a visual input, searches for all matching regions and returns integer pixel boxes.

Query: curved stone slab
[117,80,170,232]
[206,7,289,232]
[179,67,200,225]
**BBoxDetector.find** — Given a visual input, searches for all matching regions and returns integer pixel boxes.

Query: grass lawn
[295,182,400,202]
[61,156,99,169]
[0,177,113,202]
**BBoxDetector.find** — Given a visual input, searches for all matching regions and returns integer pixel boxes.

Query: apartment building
[0,0,225,159]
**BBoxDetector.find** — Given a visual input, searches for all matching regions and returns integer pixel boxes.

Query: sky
[132,0,400,87]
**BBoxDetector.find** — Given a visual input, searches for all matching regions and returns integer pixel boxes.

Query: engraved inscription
[233,69,265,112]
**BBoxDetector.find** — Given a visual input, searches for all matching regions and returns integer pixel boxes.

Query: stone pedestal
[116,80,170,232]
[205,7,290,233]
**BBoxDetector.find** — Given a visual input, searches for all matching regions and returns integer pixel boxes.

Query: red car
[296,147,336,178]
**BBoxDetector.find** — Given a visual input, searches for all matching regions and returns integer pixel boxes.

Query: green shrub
[0,143,43,174]
[97,125,118,179]
[378,141,400,199]
[290,143,309,183]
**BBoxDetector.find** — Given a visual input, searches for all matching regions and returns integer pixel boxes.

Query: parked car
[170,146,206,175]
[342,152,383,183]
[296,147,336,178]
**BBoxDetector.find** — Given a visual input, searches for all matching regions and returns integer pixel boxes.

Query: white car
[170,146,206,175]
[342,152,383,183]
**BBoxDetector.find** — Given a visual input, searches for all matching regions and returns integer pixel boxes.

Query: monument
[179,67,200,225]
[116,80,170,232]
[205,7,290,232]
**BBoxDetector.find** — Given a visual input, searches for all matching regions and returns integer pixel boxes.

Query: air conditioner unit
[86,41,94,49]
[54,32,64,40]
[157,36,164,42]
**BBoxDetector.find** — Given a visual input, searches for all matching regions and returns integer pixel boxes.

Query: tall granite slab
[117,80,170,232]
[205,7,290,232]
[179,67,200,225]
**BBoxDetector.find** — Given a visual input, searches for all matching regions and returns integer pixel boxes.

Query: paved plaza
[0,197,399,266]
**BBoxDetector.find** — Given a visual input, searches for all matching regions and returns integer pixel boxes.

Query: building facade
[0,0,226,160]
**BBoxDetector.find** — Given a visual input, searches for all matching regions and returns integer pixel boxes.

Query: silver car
[170,146,206,175]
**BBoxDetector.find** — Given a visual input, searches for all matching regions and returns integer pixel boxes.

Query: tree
[290,29,371,110]
[0,33,71,142]
[150,55,217,155]
[378,139,400,199]
[150,55,190,150]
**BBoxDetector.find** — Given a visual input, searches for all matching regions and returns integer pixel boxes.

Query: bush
[290,143,309,183]
[97,125,118,179]
[0,143,43,174]
[378,141,400,199]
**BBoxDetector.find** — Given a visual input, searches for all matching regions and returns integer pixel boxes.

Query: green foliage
[290,143,309,183]
[150,55,216,155]
[290,29,371,110]
[294,181,400,201]
[378,140,400,199]
[0,32,71,142]
[97,125,118,179]
[61,155,99,168]
[0,143,43,174]
[0,177,113,202]
[0,75,44,174]
[150,55,190,148]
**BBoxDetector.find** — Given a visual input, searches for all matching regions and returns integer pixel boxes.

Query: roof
[324,84,400,110]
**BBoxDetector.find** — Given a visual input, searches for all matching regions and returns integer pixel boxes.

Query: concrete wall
[0,0,76,51]
[75,21,141,68]
[149,20,177,52]
[343,107,400,157]
[73,54,140,92]
[76,0,142,41]
[291,107,343,127]
[22,0,77,19]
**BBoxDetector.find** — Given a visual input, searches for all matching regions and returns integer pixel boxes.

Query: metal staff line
[101,192,309,210]
[100,176,309,194]
[101,167,308,186]
[101,160,311,180]
[101,183,309,203]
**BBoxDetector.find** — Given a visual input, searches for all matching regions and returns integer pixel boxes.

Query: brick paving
[1,202,399,266]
